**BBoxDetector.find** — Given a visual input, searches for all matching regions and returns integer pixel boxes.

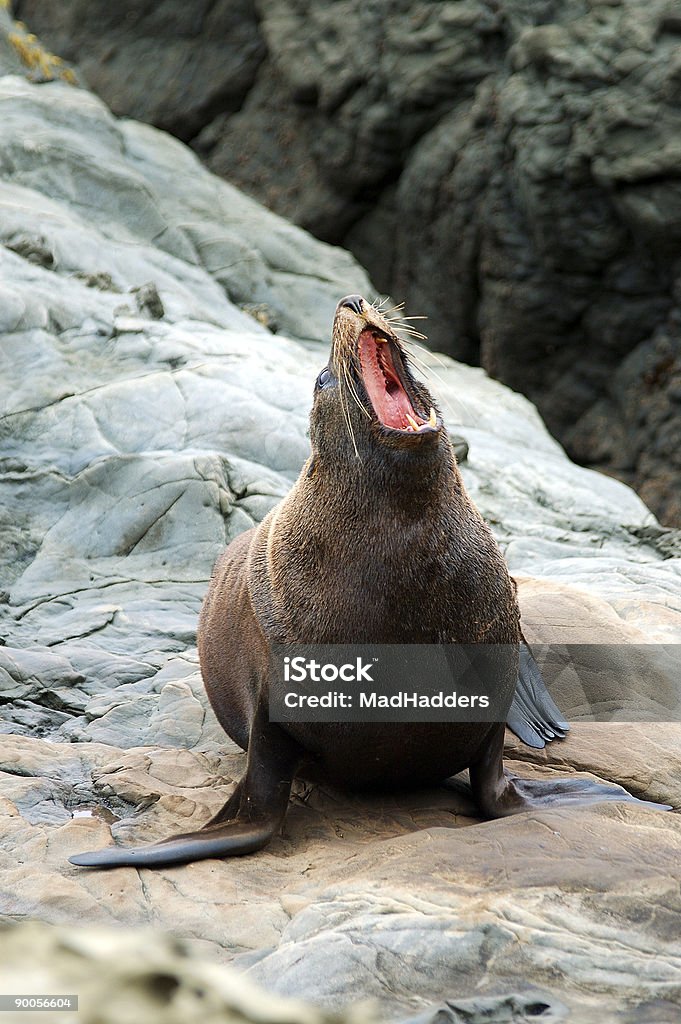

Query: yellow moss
[6,23,78,84]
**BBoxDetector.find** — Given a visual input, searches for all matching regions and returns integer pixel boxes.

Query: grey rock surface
[17,0,681,526]
[0,74,681,1024]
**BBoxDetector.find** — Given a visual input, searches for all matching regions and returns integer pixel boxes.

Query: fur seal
[70,295,662,869]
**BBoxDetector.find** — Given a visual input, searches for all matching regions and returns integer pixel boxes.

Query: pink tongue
[358,330,418,429]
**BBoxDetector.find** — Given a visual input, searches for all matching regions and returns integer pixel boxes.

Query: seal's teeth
[406,413,420,431]
[428,407,437,428]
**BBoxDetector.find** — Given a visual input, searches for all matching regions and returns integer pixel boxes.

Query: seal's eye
[316,367,333,390]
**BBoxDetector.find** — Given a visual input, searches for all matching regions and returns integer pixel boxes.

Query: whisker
[340,375,360,457]
[400,337,448,370]
[337,341,361,457]
[343,364,371,418]
[371,298,406,317]
[342,363,363,410]
[399,346,473,425]
[394,326,429,342]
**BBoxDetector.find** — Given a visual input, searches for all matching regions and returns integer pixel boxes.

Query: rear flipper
[506,641,569,749]
[471,723,671,817]
[69,711,301,869]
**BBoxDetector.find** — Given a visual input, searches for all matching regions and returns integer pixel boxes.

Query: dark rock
[451,435,469,464]
[567,327,681,526]
[73,271,120,291]
[13,0,265,141]
[402,991,569,1024]
[5,231,56,268]
[133,281,165,319]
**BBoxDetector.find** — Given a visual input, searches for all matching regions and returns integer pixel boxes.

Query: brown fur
[198,297,521,788]
[70,296,651,871]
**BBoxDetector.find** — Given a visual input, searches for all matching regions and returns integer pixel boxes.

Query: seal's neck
[262,436,491,644]
[308,438,461,519]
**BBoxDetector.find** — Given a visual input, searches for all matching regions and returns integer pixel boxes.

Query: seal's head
[311,294,444,463]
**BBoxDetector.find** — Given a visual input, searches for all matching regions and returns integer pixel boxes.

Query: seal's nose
[338,295,365,315]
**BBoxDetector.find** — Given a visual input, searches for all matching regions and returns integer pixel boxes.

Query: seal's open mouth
[358,329,436,433]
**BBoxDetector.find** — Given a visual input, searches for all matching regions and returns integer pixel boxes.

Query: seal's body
[199,293,518,792]
[70,296,658,869]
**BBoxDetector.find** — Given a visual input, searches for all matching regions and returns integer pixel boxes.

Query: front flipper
[506,641,569,749]
[471,724,670,817]
[69,711,301,869]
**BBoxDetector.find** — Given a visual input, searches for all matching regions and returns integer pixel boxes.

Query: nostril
[339,295,364,315]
